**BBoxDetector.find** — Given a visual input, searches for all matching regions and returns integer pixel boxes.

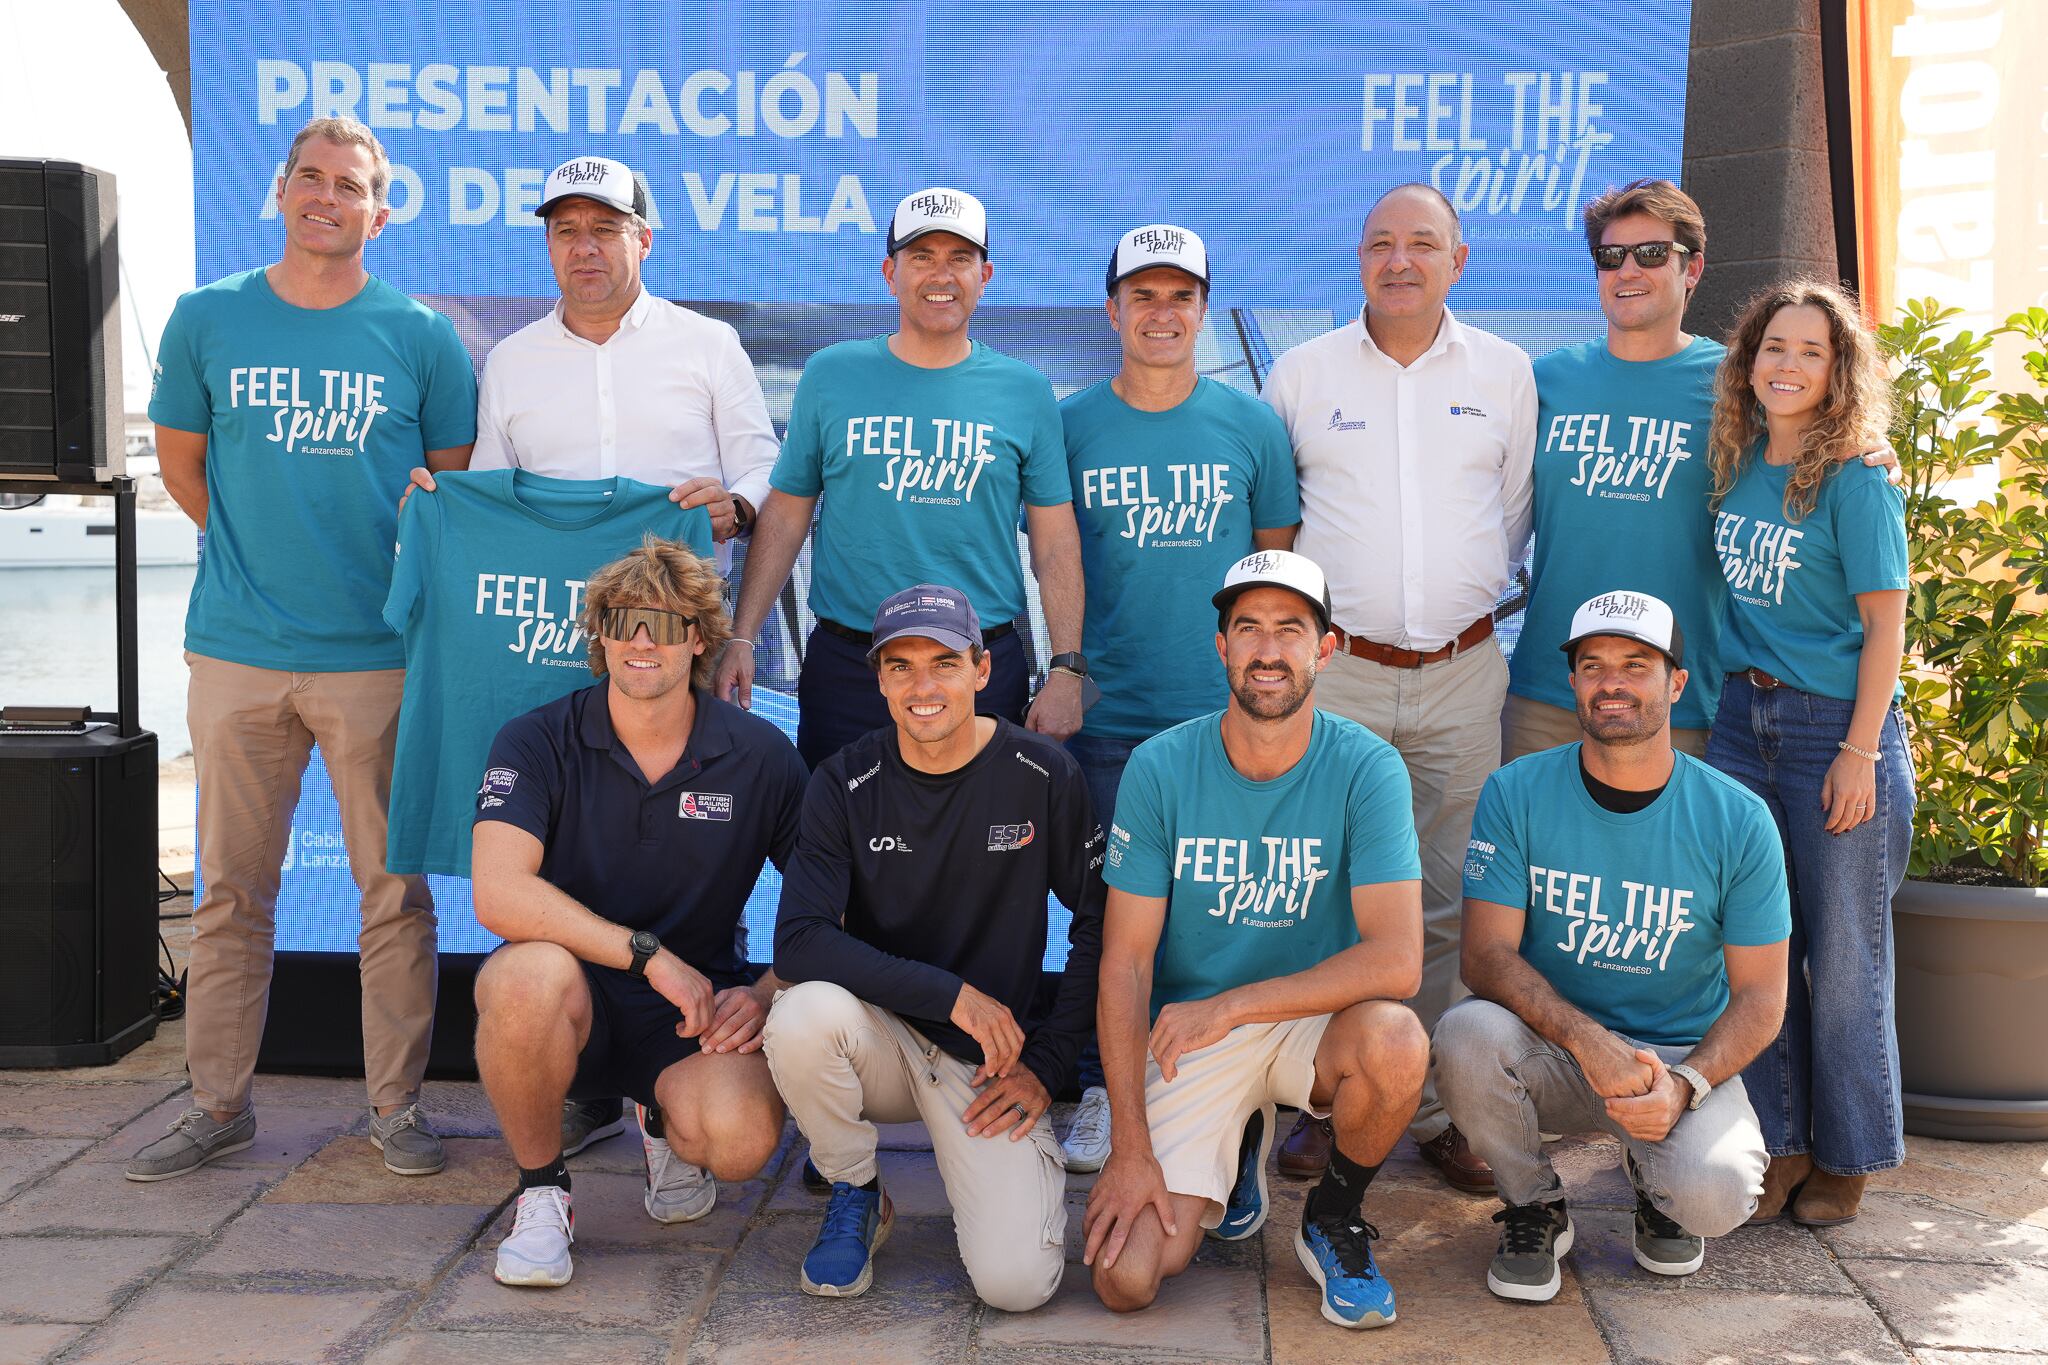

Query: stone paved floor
[2,905,2045,1363]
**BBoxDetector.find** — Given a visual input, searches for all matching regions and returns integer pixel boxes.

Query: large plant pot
[1894,877,2048,1140]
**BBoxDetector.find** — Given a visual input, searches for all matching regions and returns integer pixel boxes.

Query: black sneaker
[560,1097,627,1157]
[1485,1201,1574,1302]
[1628,1156,1704,1276]
[801,1154,829,1192]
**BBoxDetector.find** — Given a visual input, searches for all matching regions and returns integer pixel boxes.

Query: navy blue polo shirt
[474,681,808,979]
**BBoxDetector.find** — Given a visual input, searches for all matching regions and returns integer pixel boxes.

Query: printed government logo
[1327,408,1369,432]
[1449,404,1488,418]
[988,821,1035,853]
[679,792,734,821]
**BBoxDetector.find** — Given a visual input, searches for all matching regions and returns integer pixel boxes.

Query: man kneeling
[1437,591,1789,1301]
[1087,551,1428,1331]
[765,585,1103,1311]
[471,541,807,1286]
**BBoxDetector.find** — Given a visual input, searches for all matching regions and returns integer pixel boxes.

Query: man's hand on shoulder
[1602,1049,1688,1143]
[399,466,437,513]
[645,951,716,1039]
[951,982,1024,1084]
[1084,1147,1178,1271]
[1149,994,1235,1083]
[671,477,740,542]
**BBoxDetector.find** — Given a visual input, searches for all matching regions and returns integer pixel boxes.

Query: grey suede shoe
[125,1107,256,1182]
[369,1103,445,1176]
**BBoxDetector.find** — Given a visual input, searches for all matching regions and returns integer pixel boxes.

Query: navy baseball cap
[868,584,984,660]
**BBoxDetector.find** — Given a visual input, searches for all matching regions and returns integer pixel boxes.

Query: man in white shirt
[1262,183,1536,1195]
[420,156,778,556]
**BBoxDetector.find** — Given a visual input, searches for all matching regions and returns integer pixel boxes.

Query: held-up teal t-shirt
[1105,710,1419,1018]
[1514,337,1726,729]
[147,268,478,671]
[1714,454,1908,701]
[1064,378,1301,741]
[1462,744,1790,1047]
[382,470,713,876]
[770,337,1069,628]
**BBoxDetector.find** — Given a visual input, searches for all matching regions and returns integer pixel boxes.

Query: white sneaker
[495,1185,574,1286]
[1061,1086,1112,1173]
[637,1102,716,1224]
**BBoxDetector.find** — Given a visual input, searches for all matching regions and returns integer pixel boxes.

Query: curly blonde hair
[1707,278,1894,522]
[578,536,731,688]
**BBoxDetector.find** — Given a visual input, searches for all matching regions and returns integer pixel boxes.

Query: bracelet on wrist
[725,638,757,650]
[1838,739,1880,761]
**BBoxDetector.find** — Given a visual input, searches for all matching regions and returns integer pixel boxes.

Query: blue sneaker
[800,1182,892,1297]
[1294,1213,1395,1328]
[1210,1103,1276,1241]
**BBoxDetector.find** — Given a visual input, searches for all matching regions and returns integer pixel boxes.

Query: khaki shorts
[1143,1016,1331,1227]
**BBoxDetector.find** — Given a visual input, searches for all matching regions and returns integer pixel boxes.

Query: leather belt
[1336,615,1493,669]
[1735,667,1786,690]
[818,617,1015,648]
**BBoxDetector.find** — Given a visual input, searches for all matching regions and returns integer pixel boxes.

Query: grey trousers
[1434,999,1766,1237]
[1312,637,1505,1142]
[761,981,1067,1313]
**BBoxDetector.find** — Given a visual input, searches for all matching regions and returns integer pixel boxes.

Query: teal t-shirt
[1714,454,1908,701]
[147,269,478,671]
[1462,745,1790,1047]
[1105,709,1419,1017]
[382,470,713,876]
[1514,337,1726,729]
[1063,378,1301,741]
[769,337,1070,627]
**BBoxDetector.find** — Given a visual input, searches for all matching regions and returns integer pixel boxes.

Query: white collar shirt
[470,287,779,514]
[1263,306,1536,650]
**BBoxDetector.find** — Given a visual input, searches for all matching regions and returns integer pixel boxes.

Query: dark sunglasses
[1591,240,1692,271]
[599,606,695,645]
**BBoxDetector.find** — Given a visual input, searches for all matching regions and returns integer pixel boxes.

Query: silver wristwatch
[1669,1063,1711,1111]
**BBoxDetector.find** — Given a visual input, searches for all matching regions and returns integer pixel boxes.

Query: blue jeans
[1063,730,1142,1093]
[1707,674,1914,1174]
[795,624,1029,770]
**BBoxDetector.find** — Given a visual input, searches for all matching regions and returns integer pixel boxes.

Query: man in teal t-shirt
[129,117,476,1187]
[1438,589,1790,1303]
[1087,550,1426,1333]
[714,187,1088,767]
[384,471,713,876]
[1509,180,1726,761]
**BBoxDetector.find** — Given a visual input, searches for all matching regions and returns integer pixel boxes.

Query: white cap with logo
[535,156,647,219]
[1106,223,1210,295]
[1212,550,1334,634]
[887,187,989,255]
[1559,590,1685,668]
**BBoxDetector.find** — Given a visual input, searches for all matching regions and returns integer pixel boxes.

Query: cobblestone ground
[2,904,2044,1363]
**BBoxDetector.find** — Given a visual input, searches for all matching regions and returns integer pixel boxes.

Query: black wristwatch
[627,930,661,976]
[1048,651,1089,677]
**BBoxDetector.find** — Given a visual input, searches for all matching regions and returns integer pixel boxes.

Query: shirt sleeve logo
[1464,836,1497,883]
[679,792,734,821]
[988,820,1036,852]
[480,768,518,796]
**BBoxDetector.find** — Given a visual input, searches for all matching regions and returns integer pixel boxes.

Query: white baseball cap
[1107,223,1210,295]
[535,156,647,219]
[1560,590,1685,668]
[1212,550,1333,634]
[887,186,988,255]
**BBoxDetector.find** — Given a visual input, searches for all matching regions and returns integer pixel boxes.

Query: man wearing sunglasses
[469,541,807,1288]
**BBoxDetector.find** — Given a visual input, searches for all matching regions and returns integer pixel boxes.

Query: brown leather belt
[1735,667,1786,690]
[818,617,1015,648]
[1336,614,1493,669]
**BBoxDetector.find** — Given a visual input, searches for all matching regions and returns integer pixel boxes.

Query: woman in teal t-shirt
[1703,279,1913,1228]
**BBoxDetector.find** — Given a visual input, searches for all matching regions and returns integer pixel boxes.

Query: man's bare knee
[475,942,586,1025]
[655,1058,785,1181]
[1092,1255,1163,1313]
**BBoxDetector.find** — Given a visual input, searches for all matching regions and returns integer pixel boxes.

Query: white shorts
[1143,1016,1331,1228]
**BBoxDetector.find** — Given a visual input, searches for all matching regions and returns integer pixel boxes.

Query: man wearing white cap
[715,187,1087,768]
[1436,589,1788,1302]
[1055,224,1301,1175]
[410,155,778,553]
[1086,550,1425,1332]
[1260,183,1536,1192]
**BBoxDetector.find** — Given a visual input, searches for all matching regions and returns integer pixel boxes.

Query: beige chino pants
[1311,635,1505,1144]
[184,654,437,1114]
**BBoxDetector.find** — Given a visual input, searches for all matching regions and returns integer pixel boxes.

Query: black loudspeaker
[0,724,159,1065]
[0,159,124,482]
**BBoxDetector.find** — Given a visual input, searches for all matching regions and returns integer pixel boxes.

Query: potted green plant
[1886,299,2048,1141]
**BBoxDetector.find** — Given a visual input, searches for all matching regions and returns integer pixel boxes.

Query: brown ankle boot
[1791,1169,1868,1227]
[1746,1153,1812,1224]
